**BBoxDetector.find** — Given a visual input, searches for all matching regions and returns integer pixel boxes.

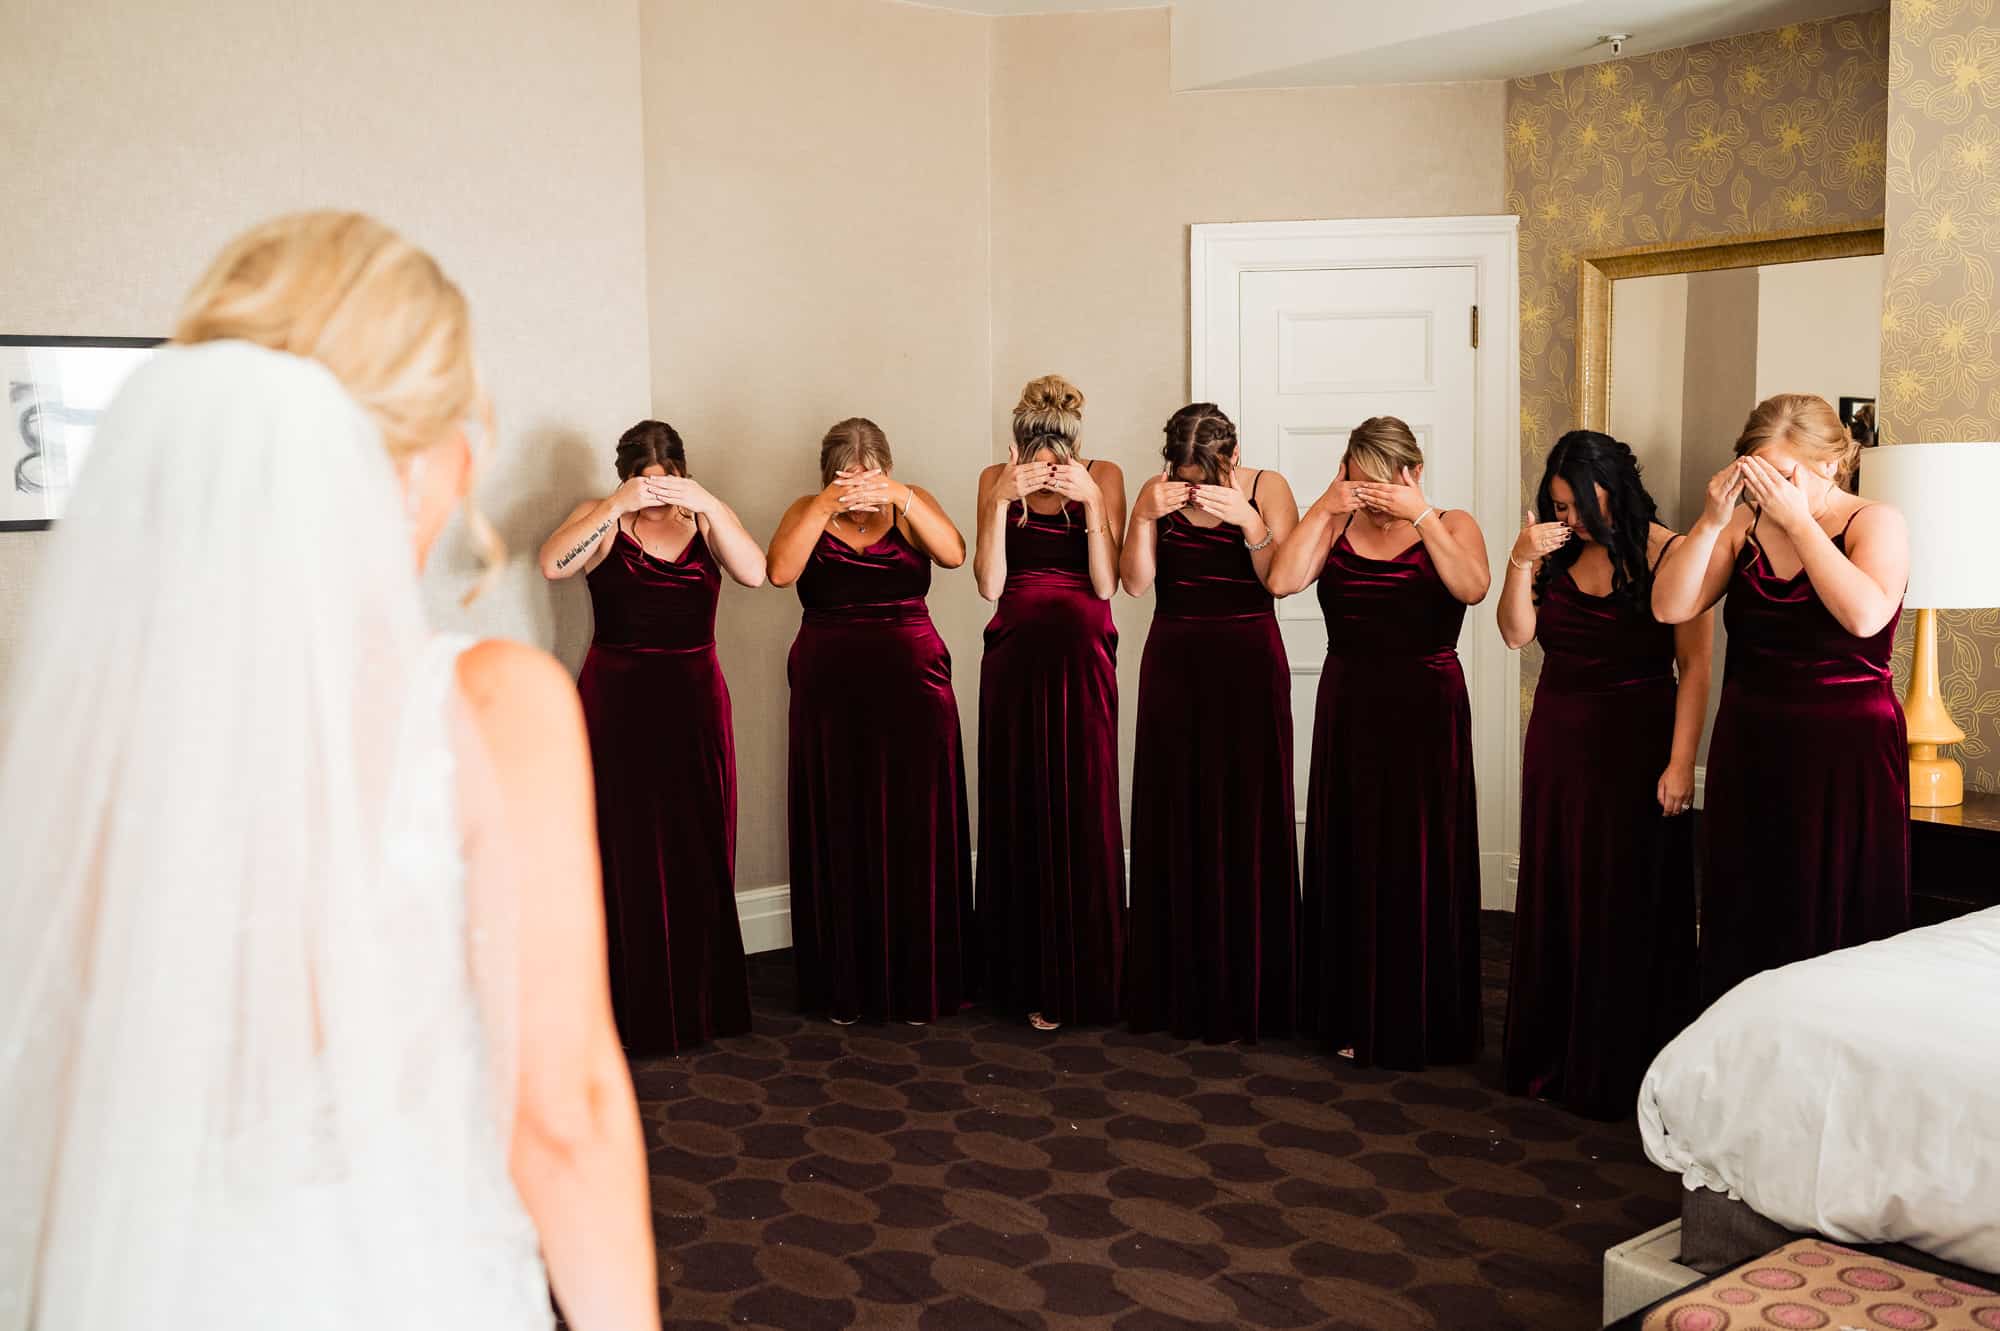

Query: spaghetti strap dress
[1698,509,1908,1004]
[1125,475,1298,1043]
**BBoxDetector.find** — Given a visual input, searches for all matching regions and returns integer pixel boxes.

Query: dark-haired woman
[1120,404,1300,1043]
[1654,394,1909,1004]
[540,419,767,1054]
[1497,431,1710,1119]
[768,417,972,1026]
[1269,417,1491,1071]
[974,375,1127,1032]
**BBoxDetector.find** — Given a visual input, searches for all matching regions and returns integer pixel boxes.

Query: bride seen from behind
[0,213,658,1331]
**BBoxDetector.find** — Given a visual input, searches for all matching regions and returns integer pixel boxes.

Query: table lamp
[1859,441,2000,807]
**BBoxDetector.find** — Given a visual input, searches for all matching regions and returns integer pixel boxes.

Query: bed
[1637,905,2000,1280]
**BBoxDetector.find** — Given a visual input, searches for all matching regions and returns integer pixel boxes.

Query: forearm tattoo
[556,516,614,570]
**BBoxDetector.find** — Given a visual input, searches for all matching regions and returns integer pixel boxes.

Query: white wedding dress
[0,342,553,1330]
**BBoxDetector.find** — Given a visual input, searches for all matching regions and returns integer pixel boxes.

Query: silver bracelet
[1244,528,1274,553]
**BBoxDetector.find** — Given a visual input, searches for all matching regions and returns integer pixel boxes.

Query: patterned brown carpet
[631,913,1680,1330]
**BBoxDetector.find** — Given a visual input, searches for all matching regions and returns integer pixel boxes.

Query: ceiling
[899,0,1888,88]
[897,0,1161,12]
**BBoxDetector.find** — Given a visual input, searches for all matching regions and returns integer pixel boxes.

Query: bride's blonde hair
[174,211,502,597]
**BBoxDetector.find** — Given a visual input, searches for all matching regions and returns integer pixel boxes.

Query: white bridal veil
[0,342,545,1329]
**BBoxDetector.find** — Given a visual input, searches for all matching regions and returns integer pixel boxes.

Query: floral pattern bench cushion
[1643,1239,2000,1330]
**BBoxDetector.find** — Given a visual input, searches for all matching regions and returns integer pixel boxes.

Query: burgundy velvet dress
[787,525,973,1024]
[1302,518,1480,1070]
[1504,559,1694,1119]
[1124,492,1297,1043]
[577,526,751,1054]
[977,500,1123,1026]
[1699,514,1909,1004]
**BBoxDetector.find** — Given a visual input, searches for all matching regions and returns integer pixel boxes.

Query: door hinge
[1470,305,1480,349]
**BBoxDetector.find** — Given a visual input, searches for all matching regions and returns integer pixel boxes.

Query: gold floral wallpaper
[1881,0,2000,792]
[1503,12,1895,733]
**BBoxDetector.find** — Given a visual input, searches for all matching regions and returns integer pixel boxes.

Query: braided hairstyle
[1531,429,1661,608]
[1161,403,1238,484]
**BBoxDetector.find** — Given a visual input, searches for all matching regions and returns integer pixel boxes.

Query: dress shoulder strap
[1651,531,1681,573]
[1833,503,1876,542]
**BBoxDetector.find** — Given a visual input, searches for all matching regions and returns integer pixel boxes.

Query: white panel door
[1236,265,1480,825]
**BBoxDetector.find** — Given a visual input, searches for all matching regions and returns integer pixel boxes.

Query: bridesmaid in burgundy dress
[974,376,1127,1031]
[1270,417,1492,1070]
[767,417,972,1025]
[1655,394,1910,1004]
[539,419,767,1054]
[1120,404,1300,1043]
[1497,431,1711,1119]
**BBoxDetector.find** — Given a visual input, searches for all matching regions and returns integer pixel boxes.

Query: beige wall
[637,0,993,890]
[1677,267,1761,766]
[0,0,653,699]
[1678,270,1762,533]
[991,7,1507,829]
[1755,255,1883,411]
[1879,0,2000,792]
[1608,273,1690,526]
[3,0,1510,897]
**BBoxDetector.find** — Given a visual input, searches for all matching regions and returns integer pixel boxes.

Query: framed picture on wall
[1839,395,1877,448]
[2,335,163,532]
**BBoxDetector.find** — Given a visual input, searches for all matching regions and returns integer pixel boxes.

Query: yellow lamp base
[1910,744,1963,809]
[1903,608,1967,810]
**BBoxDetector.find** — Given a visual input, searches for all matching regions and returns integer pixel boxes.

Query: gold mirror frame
[1575,221,1885,432]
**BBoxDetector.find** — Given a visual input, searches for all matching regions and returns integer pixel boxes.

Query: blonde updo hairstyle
[1013,374,1085,465]
[819,417,893,486]
[1343,416,1424,483]
[1732,393,1860,487]
[172,210,501,598]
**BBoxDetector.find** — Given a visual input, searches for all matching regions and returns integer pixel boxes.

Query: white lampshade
[1859,442,2000,610]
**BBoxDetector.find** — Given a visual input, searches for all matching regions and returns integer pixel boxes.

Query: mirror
[1609,254,1883,526]
[1575,222,1885,485]
[1572,222,1885,766]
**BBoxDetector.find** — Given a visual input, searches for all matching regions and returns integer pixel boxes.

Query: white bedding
[1638,906,2000,1274]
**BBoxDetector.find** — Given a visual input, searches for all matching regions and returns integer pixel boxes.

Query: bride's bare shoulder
[456,639,574,706]
[455,640,586,765]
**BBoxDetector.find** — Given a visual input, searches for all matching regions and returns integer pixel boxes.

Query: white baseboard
[1486,851,1517,912]
[735,883,793,955]
[735,851,1135,954]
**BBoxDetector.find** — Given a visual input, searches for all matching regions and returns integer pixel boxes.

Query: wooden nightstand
[1910,790,2000,925]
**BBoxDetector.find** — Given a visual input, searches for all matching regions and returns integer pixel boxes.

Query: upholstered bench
[1609,1237,2000,1330]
